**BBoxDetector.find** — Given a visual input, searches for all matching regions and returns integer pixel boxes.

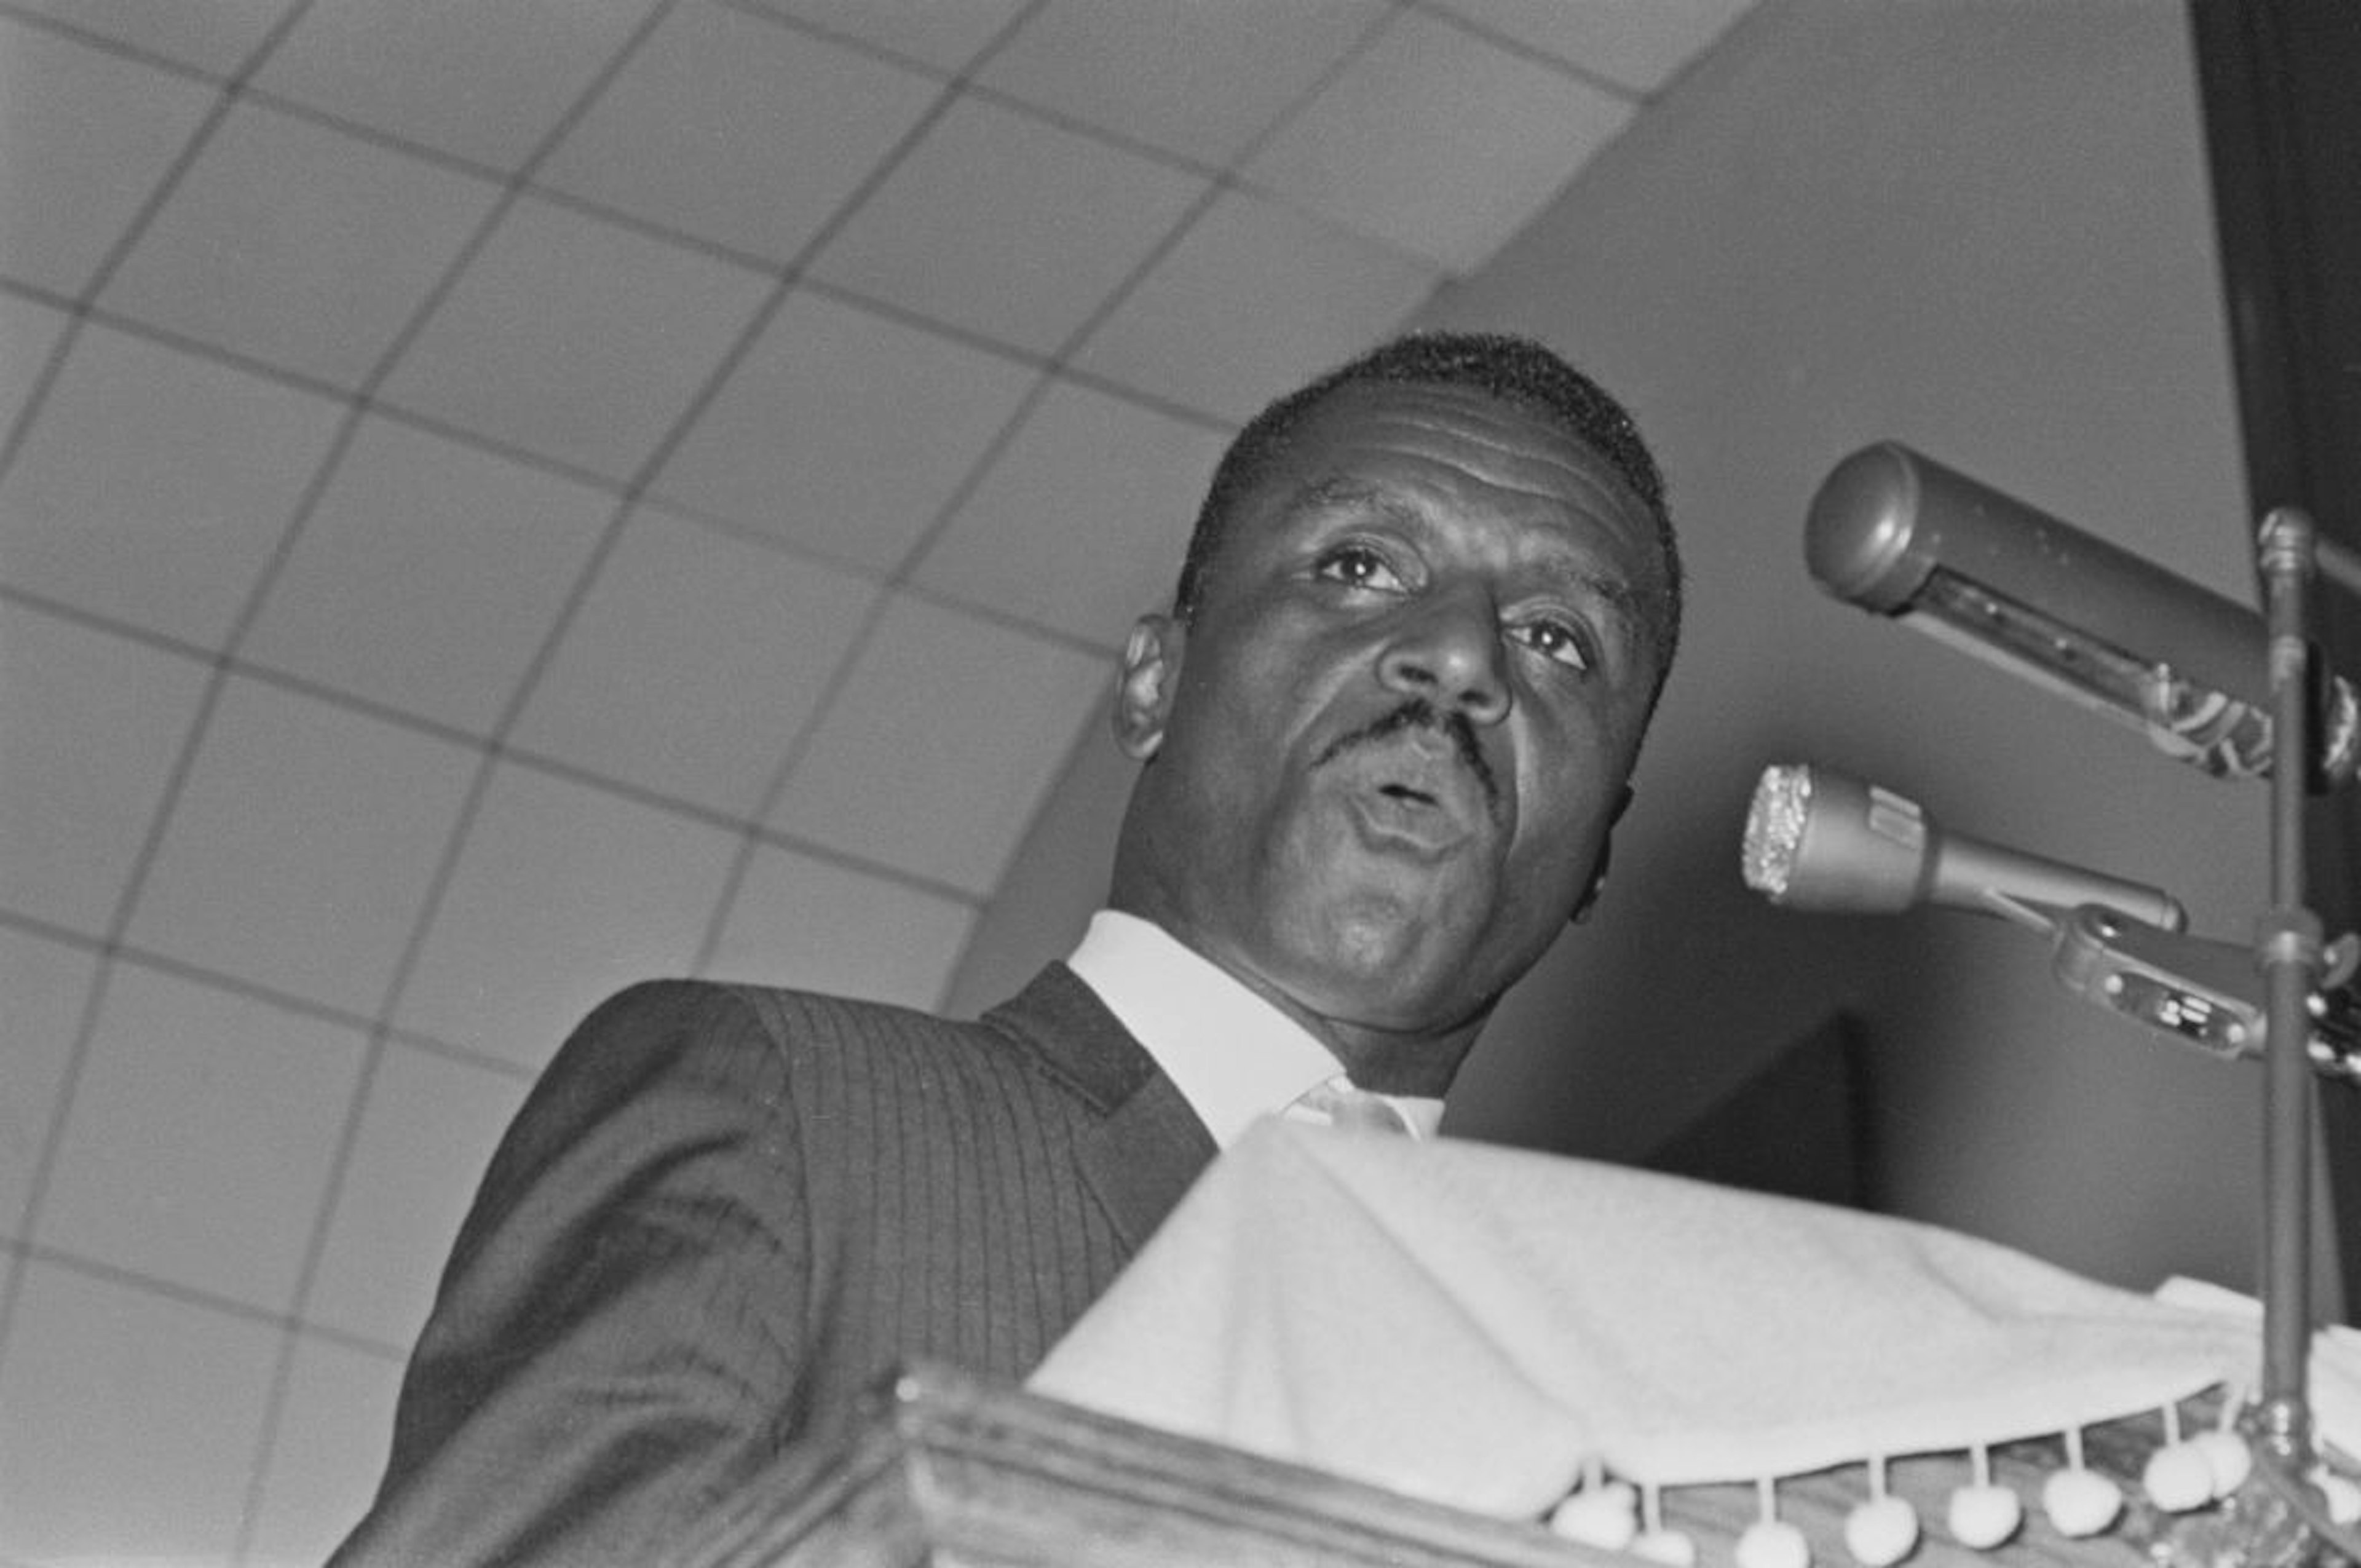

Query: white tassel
[2041,1426,2123,1537]
[1548,1461,1639,1552]
[1631,1483,1699,1567]
[2143,1401,2217,1513]
[1736,1476,1812,1568]
[1947,1444,2023,1549]
[2193,1397,2252,1497]
[1842,1455,1919,1567]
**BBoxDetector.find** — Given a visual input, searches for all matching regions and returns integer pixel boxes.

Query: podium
[673,1361,1630,1567]
[671,1363,2159,1568]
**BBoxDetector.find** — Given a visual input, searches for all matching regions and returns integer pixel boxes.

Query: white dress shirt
[1065,910,1442,1147]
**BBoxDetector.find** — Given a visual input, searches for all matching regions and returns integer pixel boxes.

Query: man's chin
[1270,915,1492,1031]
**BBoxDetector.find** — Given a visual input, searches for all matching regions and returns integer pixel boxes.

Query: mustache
[1314,699,1501,812]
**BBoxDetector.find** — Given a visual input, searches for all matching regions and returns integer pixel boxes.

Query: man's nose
[1376,586,1510,724]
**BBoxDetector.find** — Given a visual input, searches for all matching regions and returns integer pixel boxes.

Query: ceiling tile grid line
[686,538,1019,971]
[738,0,1664,287]
[0,898,542,1095]
[0,0,671,1018]
[22,2,941,1366]
[737,0,1256,184]
[5,1235,414,1365]
[0,0,1726,305]
[0,662,262,1369]
[737,0,1418,948]
[0,0,1471,303]
[0,2,694,1539]
[530,0,1320,992]
[0,1237,416,1554]
[0,0,684,1375]
[14,2,1350,1100]
[885,2,1446,648]
[719,0,1406,193]
[676,0,1088,974]
[0,8,1443,587]
[0,580,996,927]
[0,1233,413,1561]
[0,4,1287,588]
[692,0,1295,956]
[877,0,1401,584]
[0,24,239,477]
[227,7,1051,1542]
[0,0,1600,461]
[202,0,919,1536]
[1431,0,1756,100]
[488,135,1454,414]
[134,0,678,997]
[364,0,1003,994]
[0,271,1233,639]
[247,0,1388,1398]
[1414,0,1658,100]
[0,0,303,82]
[0,0,1624,859]
[30,88,1416,453]
[5,251,1247,598]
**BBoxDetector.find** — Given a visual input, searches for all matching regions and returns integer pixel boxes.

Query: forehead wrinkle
[1284,475,1421,528]
[1353,398,1633,505]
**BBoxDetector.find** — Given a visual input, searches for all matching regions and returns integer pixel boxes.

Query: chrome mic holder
[2052,905,2361,1082]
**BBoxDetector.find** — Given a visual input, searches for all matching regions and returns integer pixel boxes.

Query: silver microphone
[1741,763,2186,933]
[1805,443,2358,787]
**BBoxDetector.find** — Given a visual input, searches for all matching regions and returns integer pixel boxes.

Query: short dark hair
[1173,331,1682,695]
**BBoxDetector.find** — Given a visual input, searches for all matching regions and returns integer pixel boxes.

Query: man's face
[1112,379,1671,1045]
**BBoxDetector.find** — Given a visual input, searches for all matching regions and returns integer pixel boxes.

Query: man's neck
[1101,895,1484,1098]
[1066,912,1446,1143]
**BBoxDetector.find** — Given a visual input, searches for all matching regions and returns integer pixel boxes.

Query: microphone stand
[2253,509,2326,1483]
[2139,512,2355,1567]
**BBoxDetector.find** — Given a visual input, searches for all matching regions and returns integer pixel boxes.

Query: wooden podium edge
[669,1361,1626,1567]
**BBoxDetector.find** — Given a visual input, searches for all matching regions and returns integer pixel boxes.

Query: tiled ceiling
[0,1,1752,1559]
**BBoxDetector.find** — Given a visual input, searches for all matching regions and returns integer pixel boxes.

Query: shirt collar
[1065,910,1443,1147]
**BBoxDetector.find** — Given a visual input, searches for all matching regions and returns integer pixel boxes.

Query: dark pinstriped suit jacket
[330,964,1217,1567]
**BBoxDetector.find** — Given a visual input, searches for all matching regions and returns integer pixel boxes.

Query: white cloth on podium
[1027,1120,2271,1518]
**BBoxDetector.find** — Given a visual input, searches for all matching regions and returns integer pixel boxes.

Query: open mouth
[1315,700,1501,814]
[1316,702,1503,857]
[1350,769,1480,858]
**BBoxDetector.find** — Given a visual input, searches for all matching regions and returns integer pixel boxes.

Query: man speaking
[331,330,1684,1566]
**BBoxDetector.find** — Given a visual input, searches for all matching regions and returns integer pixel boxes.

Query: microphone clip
[2051,904,2361,1083]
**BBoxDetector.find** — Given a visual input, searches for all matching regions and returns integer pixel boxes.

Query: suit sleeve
[330,981,814,1568]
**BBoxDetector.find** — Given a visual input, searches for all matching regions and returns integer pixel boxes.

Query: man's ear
[1571,782,1637,924]
[1112,614,1184,761]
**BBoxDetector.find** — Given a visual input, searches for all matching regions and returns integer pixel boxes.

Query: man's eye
[1312,545,1404,592]
[1513,617,1594,673]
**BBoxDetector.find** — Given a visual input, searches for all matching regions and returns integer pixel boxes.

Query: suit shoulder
[539,981,1062,1144]
[708,980,1002,1064]
[560,977,950,1042]
[571,977,1000,1063]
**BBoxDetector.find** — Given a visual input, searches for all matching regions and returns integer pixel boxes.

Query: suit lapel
[982,964,1216,1253]
[1072,1071,1214,1253]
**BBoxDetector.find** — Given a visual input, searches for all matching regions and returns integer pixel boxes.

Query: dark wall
[2192,0,2361,1310]
[1422,0,2284,1296]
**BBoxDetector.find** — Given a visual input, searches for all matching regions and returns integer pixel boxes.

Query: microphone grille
[1741,764,1813,897]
